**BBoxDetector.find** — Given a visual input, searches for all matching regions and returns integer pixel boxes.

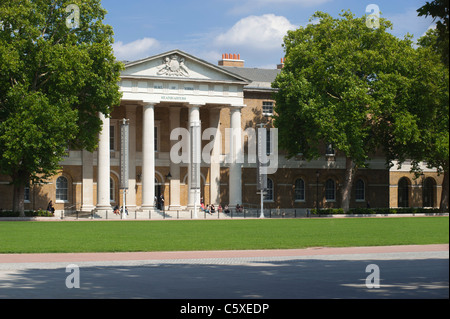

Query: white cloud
[112,37,160,61]
[214,14,296,50]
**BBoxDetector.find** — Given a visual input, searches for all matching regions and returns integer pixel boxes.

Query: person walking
[47,200,55,216]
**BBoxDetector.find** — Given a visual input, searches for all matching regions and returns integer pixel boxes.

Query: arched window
[423,177,435,208]
[56,176,68,202]
[264,178,274,201]
[295,179,305,201]
[355,179,365,201]
[325,179,336,201]
[398,177,409,208]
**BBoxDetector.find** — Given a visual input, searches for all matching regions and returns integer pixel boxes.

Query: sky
[102,0,437,68]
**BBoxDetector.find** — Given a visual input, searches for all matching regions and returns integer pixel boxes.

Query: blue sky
[102,0,436,68]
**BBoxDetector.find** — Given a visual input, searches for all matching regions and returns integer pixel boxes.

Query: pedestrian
[224,204,230,214]
[210,204,215,214]
[47,200,55,216]
[159,194,165,211]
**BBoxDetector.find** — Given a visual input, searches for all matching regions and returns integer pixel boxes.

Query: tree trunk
[13,184,25,217]
[341,157,356,213]
[12,170,29,217]
[440,170,449,212]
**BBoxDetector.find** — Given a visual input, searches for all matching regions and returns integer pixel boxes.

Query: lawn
[0,217,448,254]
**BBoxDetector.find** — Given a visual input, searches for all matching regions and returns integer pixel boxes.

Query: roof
[220,66,281,91]
[122,49,251,85]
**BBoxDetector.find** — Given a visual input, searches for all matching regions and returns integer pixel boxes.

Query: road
[0,245,448,300]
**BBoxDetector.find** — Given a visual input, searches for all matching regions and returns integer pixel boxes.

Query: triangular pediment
[121,49,250,84]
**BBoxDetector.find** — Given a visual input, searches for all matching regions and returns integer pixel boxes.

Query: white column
[169,106,181,210]
[125,105,137,211]
[97,112,111,212]
[81,150,95,212]
[229,106,243,206]
[210,108,221,205]
[188,104,201,209]
[141,103,155,211]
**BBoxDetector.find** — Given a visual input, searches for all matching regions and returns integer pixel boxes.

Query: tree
[382,30,449,211]
[417,0,449,67]
[0,0,123,215]
[272,10,421,212]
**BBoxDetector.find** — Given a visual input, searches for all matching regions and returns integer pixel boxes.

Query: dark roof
[220,66,280,91]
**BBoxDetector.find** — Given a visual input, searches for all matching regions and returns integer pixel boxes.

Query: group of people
[199,198,243,215]
[113,205,129,216]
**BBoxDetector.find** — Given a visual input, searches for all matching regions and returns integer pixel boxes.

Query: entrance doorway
[398,177,409,208]
[423,177,436,208]
[155,178,163,210]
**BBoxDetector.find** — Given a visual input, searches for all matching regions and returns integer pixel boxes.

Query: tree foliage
[273,10,448,211]
[386,29,449,211]
[0,0,123,214]
[417,0,449,67]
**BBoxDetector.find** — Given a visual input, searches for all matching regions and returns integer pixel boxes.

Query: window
[62,145,70,158]
[154,126,158,151]
[355,179,365,201]
[110,177,115,202]
[325,179,336,201]
[56,176,68,202]
[264,178,274,201]
[24,186,30,202]
[262,101,274,116]
[295,179,305,201]
[398,177,409,208]
[110,125,115,151]
[266,129,271,155]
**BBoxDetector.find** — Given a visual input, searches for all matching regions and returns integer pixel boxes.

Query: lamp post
[316,170,320,213]
[120,119,129,219]
[257,123,267,218]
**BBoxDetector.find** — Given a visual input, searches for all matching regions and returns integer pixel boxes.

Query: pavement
[0,244,448,300]
[0,244,448,268]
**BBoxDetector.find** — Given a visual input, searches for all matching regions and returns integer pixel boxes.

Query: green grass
[0,217,448,254]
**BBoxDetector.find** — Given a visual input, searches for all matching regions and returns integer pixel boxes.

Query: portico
[88,50,249,216]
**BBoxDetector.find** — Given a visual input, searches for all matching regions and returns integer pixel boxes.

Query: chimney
[219,53,245,67]
[277,58,286,69]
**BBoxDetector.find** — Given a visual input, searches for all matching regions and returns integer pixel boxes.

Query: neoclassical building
[0,50,445,217]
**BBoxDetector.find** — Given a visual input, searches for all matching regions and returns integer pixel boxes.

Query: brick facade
[0,50,445,214]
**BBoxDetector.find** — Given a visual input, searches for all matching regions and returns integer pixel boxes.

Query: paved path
[0,244,448,299]
[0,244,448,266]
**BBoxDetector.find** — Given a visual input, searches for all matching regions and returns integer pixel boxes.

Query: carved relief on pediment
[157,54,190,77]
